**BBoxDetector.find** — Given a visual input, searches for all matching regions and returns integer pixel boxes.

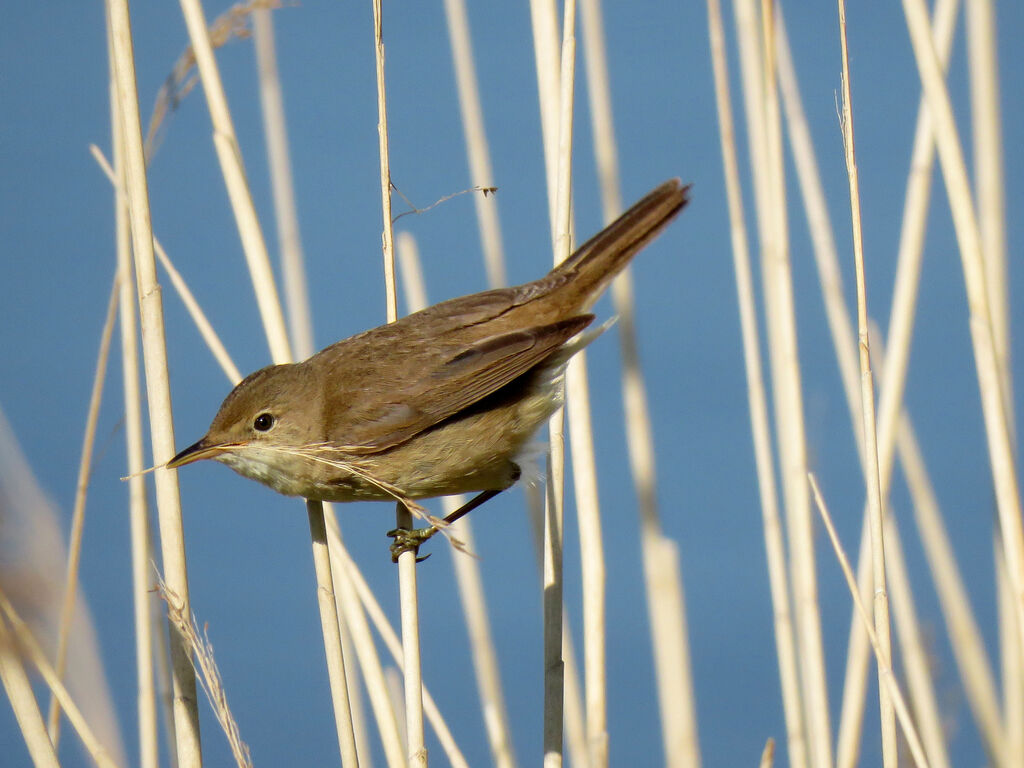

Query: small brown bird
[169,179,689,557]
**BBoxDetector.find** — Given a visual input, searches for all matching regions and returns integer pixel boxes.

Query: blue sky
[2,1,1022,766]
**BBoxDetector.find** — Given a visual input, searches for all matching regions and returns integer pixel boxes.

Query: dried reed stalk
[527,1,571,764]
[106,1,203,763]
[882,517,952,768]
[326,519,471,767]
[808,476,930,768]
[835,4,897,763]
[708,2,805,765]
[1,592,121,768]
[108,68,159,767]
[252,8,315,360]
[442,0,506,289]
[735,1,832,763]
[46,276,118,747]
[898,414,1007,763]
[156,583,252,768]
[0,616,62,768]
[902,0,1024,661]
[370,2,427,764]
[176,0,291,364]
[580,0,701,761]
[965,0,1010,426]
[91,146,244,386]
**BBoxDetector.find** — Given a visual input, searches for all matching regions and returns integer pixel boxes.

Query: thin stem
[371,2,425,764]
[307,503,361,767]
[808,477,930,768]
[835,4,896,764]
[0,616,62,768]
[47,275,119,744]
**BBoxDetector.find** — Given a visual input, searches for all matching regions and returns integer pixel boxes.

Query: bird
[168,179,689,558]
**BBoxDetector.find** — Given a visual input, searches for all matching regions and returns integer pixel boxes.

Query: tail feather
[551,179,690,309]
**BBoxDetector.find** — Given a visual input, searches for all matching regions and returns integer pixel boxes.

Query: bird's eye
[253,413,275,432]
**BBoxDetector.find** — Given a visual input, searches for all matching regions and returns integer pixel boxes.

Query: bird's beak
[167,438,235,469]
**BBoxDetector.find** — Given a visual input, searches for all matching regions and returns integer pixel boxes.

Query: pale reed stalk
[739,2,831,762]
[555,10,608,753]
[580,0,699,764]
[808,476,930,768]
[252,8,315,360]
[898,415,1006,764]
[307,502,361,767]
[46,276,118,746]
[327,522,471,767]
[397,231,516,768]
[525,461,588,768]
[0,616,61,768]
[901,0,1024,659]
[108,72,159,768]
[967,5,1017,756]
[370,3,426,764]
[965,0,1010,426]
[1,595,120,768]
[996,540,1023,766]
[708,2,805,765]
[441,0,506,289]
[158,586,251,768]
[330,521,409,768]
[529,0,562,230]
[338,615,374,768]
[835,5,897,764]
[90,146,244,386]
[175,0,291,365]
[867,327,975,768]
[528,1,571,764]
[882,517,952,768]
[106,1,202,763]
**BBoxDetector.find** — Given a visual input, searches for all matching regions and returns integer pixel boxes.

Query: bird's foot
[387,525,437,563]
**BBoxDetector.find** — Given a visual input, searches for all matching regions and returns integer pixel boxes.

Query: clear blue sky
[2,2,1022,766]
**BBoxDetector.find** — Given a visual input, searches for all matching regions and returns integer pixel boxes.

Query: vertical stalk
[252,9,315,360]
[708,1,805,765]
[835,4,897,764]
[106,1,203,764]
[371,1,426,764]
[46,276,118,746]
[580,0,700,763]
[109,72,159,768]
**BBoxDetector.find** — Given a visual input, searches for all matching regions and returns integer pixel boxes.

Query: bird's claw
[387,526,436,563]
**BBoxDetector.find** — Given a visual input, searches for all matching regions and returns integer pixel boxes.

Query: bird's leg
[388,489,503,562]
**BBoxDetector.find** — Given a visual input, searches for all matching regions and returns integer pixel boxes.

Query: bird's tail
[550,178,690,310]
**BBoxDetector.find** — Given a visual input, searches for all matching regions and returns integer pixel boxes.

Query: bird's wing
[325,314,592,454]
